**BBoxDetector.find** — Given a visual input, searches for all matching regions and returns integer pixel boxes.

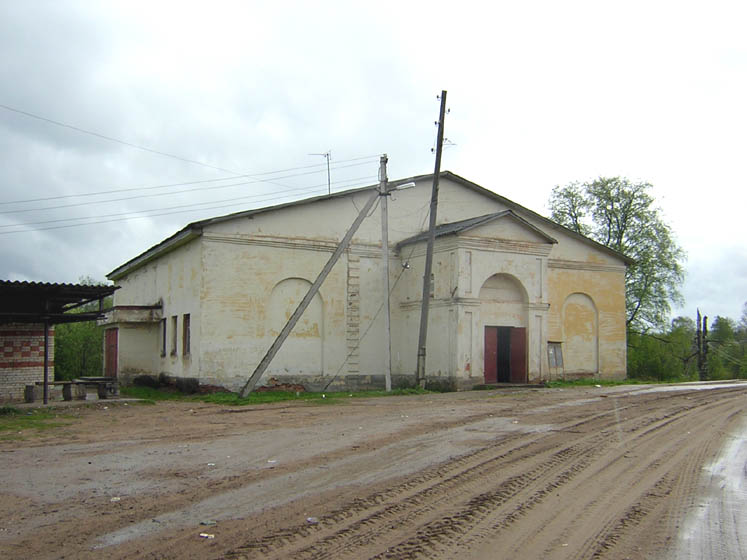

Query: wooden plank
[484,326,498,384]
[510,327,527,383]
[105,328,118,378]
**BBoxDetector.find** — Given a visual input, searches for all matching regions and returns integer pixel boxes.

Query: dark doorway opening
[484,326,526,384]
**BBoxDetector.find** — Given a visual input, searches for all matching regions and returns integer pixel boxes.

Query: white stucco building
[103,172,629,391]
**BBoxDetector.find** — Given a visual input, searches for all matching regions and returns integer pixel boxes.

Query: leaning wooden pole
[415,90,447,389]
[239,188,381,397]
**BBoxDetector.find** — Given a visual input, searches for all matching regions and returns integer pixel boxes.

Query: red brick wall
[0,323,55,402]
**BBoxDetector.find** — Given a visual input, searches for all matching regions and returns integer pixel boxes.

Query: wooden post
[43,320,50,405]
[696,309,708,381]
[702,315,708,381]
[415,90,448,389]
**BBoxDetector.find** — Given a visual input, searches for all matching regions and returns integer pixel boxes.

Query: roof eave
[108,227,202,281]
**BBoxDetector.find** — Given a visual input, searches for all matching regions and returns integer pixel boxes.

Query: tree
[55,320,106,379]
[54,277,112,380]
[549,177,685,332]
[708,315,745,379]
[627,316,697,381]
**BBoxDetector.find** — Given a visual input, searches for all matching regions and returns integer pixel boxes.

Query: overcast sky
[1,1,745,324]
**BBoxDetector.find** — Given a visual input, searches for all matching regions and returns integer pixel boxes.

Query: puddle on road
[632,382,747,395]
[675,414,747,559]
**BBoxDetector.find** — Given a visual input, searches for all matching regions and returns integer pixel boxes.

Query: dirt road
[1,382,745,559]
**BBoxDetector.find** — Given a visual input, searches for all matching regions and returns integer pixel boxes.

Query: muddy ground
[0,382,745,559]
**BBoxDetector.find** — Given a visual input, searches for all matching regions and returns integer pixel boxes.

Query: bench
[74,377,119,399]
[24,378,118,403]
[25,381,84,403]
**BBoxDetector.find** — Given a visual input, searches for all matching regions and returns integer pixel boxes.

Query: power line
[0,160,379,215]
[0,175,375,230]
[0,176,378,235]
[322,251,410,392]
[0,102,245,175]
[709,345,745,367]
[0,102,384,206]
[320,206,427,392]
[0,155,380,208]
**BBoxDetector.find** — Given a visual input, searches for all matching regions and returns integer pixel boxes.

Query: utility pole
[415,90,447,389]
[239,185,380,397]
[379,154,392,391]
[310,151,332,194]
[696,309,709,381]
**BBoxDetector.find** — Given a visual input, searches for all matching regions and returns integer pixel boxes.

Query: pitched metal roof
[108,171,633,279]
[0,280,118,324]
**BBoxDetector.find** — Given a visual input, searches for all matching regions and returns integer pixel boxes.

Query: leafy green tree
[549,177,685,332]
[54,277,111,380]
[738,303,747,377]
[55,320,106,379]
[708,315,744,379]
[627,316,697,381]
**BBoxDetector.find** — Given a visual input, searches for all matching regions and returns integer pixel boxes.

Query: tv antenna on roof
[309,150,331,194]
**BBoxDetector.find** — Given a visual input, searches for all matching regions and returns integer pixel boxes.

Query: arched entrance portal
[479,274,528,384]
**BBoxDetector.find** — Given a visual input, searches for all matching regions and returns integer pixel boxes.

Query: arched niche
[478,273,528,327]
[561,292,598,375]
[266,278,323,376]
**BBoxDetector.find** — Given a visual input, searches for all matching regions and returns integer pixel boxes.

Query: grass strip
[120,385,432,406]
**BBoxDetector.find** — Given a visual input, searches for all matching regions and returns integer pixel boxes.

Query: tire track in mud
[584,404,746,560]
[372,393,742,560]
[223,388,745,560]
[485,391,746,560]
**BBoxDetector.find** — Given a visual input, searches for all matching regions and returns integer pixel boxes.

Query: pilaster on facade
[346,254,361,374]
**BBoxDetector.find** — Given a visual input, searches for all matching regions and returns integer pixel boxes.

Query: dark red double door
[484,326,527,384]
[105,328,118,378]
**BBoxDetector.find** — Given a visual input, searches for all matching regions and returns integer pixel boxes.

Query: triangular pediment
[397,211,557,249]
[462,212,556,244]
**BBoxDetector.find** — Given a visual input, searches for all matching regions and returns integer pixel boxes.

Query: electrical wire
[0,176,378,235]
[0,104,380,181]
[321,200,431,391]
[1,160,378,215]
[0,175,376,230]
[709,345,745,367]
[0,154,381,207]
[0,104,386,223]
[322,253,410,392]
[0,102,248,174]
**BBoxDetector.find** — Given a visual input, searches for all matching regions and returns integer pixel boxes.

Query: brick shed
[0,280,118,403]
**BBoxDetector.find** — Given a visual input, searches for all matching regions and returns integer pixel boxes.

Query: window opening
[171,316,178,356]
[548,342,564,368]
[160,319,167,357]
[183,314,191,356]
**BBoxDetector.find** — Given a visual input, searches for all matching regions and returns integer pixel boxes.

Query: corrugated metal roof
[0,280,118,324]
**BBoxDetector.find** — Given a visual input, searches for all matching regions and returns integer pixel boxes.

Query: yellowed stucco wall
[547,263,627,379]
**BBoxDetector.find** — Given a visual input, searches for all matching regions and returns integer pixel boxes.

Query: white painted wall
[109,238,202,381]
[108,176,627,390]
